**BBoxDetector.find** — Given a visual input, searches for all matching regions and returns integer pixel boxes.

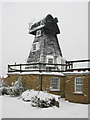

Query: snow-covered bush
[0,86,10,95]
[31,96,59,108]
[21,90,60,108]
[9,76,24,96]
[0,78,9,95]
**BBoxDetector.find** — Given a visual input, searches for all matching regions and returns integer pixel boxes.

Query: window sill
[32,50,37,52]
[73,92,83,95]
[50,89,60,92]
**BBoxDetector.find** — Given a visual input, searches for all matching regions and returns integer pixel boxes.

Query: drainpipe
[40,74,42,91]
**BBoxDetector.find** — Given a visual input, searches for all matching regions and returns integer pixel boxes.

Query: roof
[7,71,65,76]
[29,14,60,35]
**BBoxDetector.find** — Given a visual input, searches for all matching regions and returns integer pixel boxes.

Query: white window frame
[36,30,41,37]
[48,58,53,64]
[50,77,60,91]
[32,43,36,51]
[46,55,54,68]
[32,42,39,52]
[74,77,83,94]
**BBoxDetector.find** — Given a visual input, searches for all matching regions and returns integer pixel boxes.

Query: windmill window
[75,77,83,93]
[50,77,60,91]
[32,42,39,52]
[32,44,36,51]
[36,30,41,37]
[48,58,53,64]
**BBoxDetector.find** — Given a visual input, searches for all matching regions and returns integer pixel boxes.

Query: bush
[31,96,59,108]
[21,90,60,108]
[0,87,10,95]
[9,76,24,97]
[9,86,24,97]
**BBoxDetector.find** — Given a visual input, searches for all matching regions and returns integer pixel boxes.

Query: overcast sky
[0,2,88,76]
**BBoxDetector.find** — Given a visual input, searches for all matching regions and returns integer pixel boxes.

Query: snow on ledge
[7,71,65,76]
[64,71,90,75]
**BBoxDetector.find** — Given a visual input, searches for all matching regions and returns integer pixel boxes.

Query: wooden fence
[8,59,90,73]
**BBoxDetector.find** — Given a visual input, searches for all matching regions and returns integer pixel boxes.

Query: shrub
[21,90,60,108]
[0,87,10,95]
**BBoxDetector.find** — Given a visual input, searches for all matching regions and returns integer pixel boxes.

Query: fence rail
[8,59,90,73]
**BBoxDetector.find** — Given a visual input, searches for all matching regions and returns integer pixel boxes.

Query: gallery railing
[66,59,90,72]
[8,59,90,73]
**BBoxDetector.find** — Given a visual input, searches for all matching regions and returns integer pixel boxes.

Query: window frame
[50,77,60,91]
[74,77,83,94]
[48,58,53,64]
[46,55,54,64]
[32,43,36,51]
[32,42,39,52]
[36,30,41,37]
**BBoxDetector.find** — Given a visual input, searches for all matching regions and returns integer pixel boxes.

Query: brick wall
[7,73,90,103]
[65,73,89,104]
[7,74,65,98]
[88,75,90,103]
[8,74,41,90]
[42,75,65,97]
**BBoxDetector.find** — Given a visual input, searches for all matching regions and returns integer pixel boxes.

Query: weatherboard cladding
[27,34,62,63]
[27,14,62,64]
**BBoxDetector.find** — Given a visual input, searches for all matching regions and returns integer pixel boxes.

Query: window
[50,78,60,91]
[32,42,39,52]
[47,55,54,64]
[32,44,36,51]
[36,30,41,37]
[48,58,53,64]
[75,77,83,93]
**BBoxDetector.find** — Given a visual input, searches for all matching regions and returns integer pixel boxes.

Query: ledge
[64,71,90,75]
[50,89,60,92]
[73,92,84,95]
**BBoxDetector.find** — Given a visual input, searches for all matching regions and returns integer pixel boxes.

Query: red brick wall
[42,75,65,97]
[7,73,90,103]
[88,75,90,103]
[7,74,65,97]
[65,74,89,104]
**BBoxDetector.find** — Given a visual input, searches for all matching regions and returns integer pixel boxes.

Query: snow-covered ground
[0,94,88,118]
[0,95,2,120]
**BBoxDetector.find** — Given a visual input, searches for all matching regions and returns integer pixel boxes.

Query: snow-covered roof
[7,71,65,76]
[64,71,90,75]
[7,70,90,76]
[29,14,60,35]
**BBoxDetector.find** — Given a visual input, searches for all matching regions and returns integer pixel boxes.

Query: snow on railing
[66,59,90,72]
[8,59,90,73]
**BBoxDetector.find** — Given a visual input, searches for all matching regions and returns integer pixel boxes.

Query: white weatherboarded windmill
[26,14,66,71]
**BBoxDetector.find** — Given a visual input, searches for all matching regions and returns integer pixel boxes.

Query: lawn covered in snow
[0,90,88,118]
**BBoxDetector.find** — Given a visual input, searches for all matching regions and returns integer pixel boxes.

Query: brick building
[7,14,90,104]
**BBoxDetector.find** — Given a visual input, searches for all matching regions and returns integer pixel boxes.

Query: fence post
[8,65,9,72]
[39,63,42,72]
[65,61,67,71]
[20,64,22,73]
[41,74,42,91]
[71,62,73,69]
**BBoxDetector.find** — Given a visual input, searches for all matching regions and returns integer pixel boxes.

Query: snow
[21,89,60,101]
[0,95,2,120]
[64,71,90,75]
[30,24,44,33]
[8,71,65,76]
[0,92,88,118]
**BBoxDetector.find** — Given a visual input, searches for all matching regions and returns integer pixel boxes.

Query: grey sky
[1,2,88,76]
